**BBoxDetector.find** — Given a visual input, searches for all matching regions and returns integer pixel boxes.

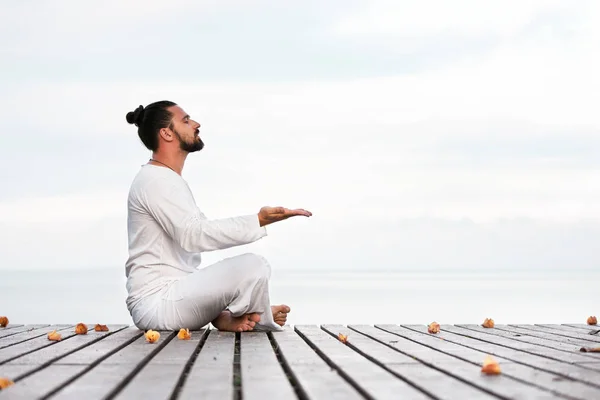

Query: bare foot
[272,304,291,326]
[212,311,261,332]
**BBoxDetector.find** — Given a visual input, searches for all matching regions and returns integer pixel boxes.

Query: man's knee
[236,252,271,279]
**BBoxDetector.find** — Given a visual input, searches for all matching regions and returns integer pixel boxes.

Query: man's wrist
[258,213,266,227]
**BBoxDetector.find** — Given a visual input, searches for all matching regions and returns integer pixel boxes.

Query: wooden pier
[1,322,600,399]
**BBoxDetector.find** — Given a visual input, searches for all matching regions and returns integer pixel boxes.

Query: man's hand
[258,206,312,227]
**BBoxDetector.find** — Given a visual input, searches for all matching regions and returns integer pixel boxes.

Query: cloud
[1,1,599,271]
[5,33,599,138]
[0,1,355,82]
[0,189,125,224]
[5,0,595,83]
[1,77,598,220]
[331,0,573,38]
[1,212,598,271]
[0,0,224,52]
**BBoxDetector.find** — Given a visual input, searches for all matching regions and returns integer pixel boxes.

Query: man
[124,100,311,332]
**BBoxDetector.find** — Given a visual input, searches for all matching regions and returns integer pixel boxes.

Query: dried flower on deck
[587,316,597,325]
[338,333,348,344]
[94,324,109,332]
[145,330,160,343]
[0,317,8,328]
[0,377,14,389]
[428,322,440,334]
[75,323,88,335]
[47,330,62,341]
[482,318,495,328]
[481,355,501,375]
[178,328,191,340]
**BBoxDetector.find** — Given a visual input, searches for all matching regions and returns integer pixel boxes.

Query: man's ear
[159,127,173,142]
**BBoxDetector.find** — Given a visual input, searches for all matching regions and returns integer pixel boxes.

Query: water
[0,268,596,327]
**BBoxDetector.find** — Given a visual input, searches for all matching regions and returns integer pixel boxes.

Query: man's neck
[149,151,187,175]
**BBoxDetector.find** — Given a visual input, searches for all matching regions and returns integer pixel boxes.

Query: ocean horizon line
[1,266,597,274]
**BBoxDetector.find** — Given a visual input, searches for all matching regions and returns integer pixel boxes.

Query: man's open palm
[258,206,312,227]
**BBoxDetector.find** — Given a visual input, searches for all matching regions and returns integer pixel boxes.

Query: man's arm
[143,179,267,253]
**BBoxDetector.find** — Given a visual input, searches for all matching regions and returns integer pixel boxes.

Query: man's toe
[249,313,261,323]
[274,305,290,314]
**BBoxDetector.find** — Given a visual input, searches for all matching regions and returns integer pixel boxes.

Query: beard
[174,128,204,153]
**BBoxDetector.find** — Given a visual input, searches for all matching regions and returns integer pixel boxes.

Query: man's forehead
[169,105,187,118]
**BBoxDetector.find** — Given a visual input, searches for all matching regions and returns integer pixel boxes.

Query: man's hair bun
[126,105,145,127]
[126,100,177,151]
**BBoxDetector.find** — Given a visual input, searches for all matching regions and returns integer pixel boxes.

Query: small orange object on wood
[178,328,191,340]
[145,330,160,343]
[482,318,495,328]
[587,316,597,325]
[481,355,501,375]
[94,324,109,332]
[0,317,8,328]
[47,330,62,341]
[338,333,348,344]
[428,322,440,334]
[75,323,88,335]
[0,377,14,389]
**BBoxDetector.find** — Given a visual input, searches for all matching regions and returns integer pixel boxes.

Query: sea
[0,268,597,327]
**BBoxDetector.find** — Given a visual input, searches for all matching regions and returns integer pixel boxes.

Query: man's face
[168,105,204,152]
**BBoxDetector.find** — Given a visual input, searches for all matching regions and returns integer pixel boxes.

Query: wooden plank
[114,329,208,399]
[0,366,84,399]
[510,325,600,344]
[442,325,600,368]
[241,331,296,400]
[563,324,600,332]
[295,324,432,400]
[503,325,600,348]
[534,324,595,333]
[456,324,600,359]
[0,327,142,399]
[0,325,75,364]
[322,324,497,400]
[0,364,33,381]
[384,324,600,400]
[358,324,566,400]
[0,325,43,340]
[48,330,175,400]
[408,324,600,388]
[539,324,600,336]
[6,325,127,366]
[0,325,23,331]
[0,325,68,349]
[537,325,600,341]
[468,324,599,347]
[176,330,235,399]
[54,327,142,365]
[0,325,125,386]
[270,326,363,400]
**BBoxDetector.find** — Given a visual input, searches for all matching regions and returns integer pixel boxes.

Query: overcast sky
[1,0,599,271]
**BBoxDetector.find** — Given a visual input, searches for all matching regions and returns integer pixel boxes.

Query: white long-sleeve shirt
[124,164,267,311]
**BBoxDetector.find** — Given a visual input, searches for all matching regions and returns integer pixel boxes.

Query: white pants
[131,253,283,331]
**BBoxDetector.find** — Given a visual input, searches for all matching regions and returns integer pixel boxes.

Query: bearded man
[124,100,311,332]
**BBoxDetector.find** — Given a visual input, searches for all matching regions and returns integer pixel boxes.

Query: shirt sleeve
[142,177,267,253]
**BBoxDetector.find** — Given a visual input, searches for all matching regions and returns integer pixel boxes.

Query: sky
[1,0,599,272]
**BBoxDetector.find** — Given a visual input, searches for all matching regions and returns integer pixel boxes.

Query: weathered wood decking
[1,322,600,399]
